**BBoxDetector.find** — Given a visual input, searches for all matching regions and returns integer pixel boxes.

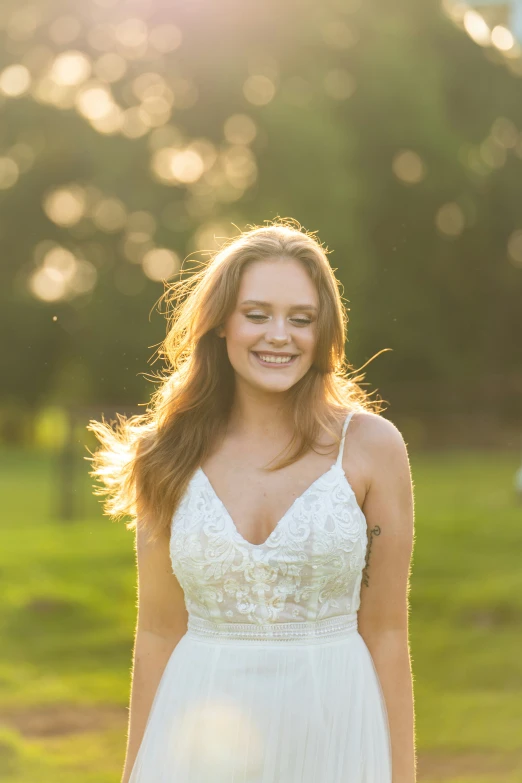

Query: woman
[88,220,416,783]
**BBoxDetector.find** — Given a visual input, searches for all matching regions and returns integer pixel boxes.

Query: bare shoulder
[351,409,408,453]
[348,410,411,493]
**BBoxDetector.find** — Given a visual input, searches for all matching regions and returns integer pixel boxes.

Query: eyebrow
[240,299,318,312]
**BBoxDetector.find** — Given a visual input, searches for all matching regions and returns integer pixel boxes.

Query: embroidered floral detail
[170,463,368,630]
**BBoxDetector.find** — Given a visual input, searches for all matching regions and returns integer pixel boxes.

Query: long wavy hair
[87,219,387,540]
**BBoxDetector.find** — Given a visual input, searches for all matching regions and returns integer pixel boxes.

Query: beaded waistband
[186,614,358,644]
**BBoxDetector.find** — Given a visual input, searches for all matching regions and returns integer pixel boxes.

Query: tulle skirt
[129,624,392,783]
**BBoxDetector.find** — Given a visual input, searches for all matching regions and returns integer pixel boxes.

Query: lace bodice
[170,412,368,641]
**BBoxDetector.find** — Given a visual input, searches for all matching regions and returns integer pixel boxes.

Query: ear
[215,325,225,338]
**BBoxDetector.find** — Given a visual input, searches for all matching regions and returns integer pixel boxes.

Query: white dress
[129,412,392,782]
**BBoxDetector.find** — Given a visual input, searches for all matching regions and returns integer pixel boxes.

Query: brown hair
[87,218,387,540]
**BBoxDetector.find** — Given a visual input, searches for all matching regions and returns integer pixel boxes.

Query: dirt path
[0,702,128,737]
[418,750,522,780]
[1,704,521,779]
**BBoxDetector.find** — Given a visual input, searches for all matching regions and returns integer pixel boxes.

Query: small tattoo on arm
[362,525,381,587]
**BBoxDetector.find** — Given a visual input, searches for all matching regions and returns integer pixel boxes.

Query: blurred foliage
[0,0,521,425]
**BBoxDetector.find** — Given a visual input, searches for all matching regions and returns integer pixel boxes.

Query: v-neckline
[196,463,343,549]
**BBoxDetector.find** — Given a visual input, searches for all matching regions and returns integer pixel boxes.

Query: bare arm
[121,522,188,783]
[357,414,416,783]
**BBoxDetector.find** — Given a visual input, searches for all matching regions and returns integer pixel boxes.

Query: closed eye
[246,314,312,326]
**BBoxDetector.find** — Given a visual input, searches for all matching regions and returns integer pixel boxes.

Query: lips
[251,351,298,367]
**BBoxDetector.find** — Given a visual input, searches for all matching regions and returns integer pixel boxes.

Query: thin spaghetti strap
[336,411,355,467]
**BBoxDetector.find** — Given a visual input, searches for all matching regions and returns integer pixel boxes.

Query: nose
[264,315,291,344]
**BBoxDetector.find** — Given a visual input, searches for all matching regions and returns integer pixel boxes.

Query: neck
[226,391,292,441]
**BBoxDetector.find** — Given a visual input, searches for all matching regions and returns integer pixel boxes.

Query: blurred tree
[0,0,520,424]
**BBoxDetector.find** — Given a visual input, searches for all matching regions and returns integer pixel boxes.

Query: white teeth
[256,354,294,364]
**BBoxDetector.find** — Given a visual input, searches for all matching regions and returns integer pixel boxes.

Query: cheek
[225,316,256,348]
[300,328,317,351]
[233,323,256,345]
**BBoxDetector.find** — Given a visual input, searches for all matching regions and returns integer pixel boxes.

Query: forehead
[237,257,318,306]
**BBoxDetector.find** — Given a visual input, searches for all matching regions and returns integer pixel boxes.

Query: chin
[256,374,303,391]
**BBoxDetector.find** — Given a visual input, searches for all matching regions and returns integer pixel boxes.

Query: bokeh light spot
[140,96,172,128]
[43,186,86,227]
[50,51,92,87]
[171,149,205,183]
[491,25,515,52]
[91,198,127,233]
[69,259,98,294]
[0,158,20,189]
[0,64,31,97]
[435,203,465,237]
[491,117,518,149]
[243,75,276,106]
[507,230,522,267]
[76,84,115,120]
[90,104,124,135]
[132,72,165,100]
[442,0,468,23]
[224,114,257,145]
[121,107,150,138]
[151,148,179,183]
[193,222,236,252]
[189,140,218,172]
[43,246,77,280]
[121,235,153,264]
[222,146,257,189]
[29,245,86,302]
[480,137,507,169]
[392,150,426,184]
[463,11,491,47]
[115,18,148,49]
[94,53,127,83]
[142,248,180,280]
[29,266,67,301]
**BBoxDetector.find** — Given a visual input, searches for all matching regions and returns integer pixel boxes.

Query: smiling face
[216,257,319,395]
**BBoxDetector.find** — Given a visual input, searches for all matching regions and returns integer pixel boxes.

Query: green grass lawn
[1,446,521,782]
